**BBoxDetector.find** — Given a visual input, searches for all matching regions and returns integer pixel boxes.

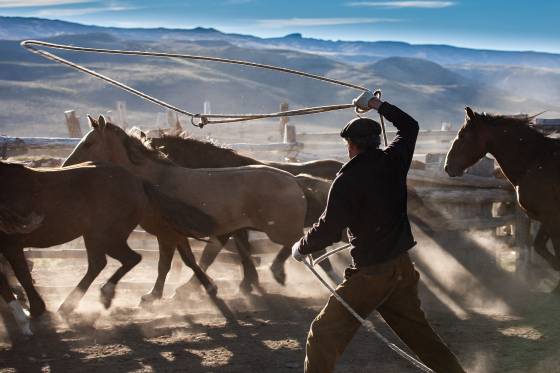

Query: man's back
[298,102,419,266]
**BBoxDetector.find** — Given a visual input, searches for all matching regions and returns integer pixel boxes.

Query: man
[292,91,466,373]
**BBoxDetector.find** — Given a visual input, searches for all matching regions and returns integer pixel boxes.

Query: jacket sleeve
[379,102,419,170]
[298,176,351,255]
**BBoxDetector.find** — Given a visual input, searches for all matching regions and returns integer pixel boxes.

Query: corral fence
[2,102,558,279]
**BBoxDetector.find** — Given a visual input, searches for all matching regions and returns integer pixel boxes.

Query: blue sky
[1,0,559,53]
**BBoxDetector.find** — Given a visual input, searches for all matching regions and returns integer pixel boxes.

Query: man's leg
[304,265,398,373]
[377,254,465,373]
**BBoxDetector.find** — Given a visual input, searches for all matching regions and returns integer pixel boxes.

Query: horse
[445,107,560,293]
[0,161,216,322]
[145,132,343,292]
[63,116,308,303]
[147,132,438,292]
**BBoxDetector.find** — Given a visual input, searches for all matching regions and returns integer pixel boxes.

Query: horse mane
[105,123,173,166]
[149,133,259,167]
[474,112,550,140]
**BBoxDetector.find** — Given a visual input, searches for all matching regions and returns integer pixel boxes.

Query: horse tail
[142,182,216,238]
[295,174,330,226]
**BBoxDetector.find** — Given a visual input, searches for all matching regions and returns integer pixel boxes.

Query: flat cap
[340,117,381,139]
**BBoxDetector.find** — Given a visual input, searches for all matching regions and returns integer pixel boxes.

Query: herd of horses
[1,107,559,338]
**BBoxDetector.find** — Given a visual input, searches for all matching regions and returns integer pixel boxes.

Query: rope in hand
[21,40,375,128]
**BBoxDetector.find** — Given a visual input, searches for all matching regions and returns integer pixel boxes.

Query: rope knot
[191,114,209,128]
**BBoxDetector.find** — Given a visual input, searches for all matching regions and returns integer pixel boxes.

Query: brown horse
[63,116,308,302]
[0,161,215,320]
[147,132,437,291]
[146,132,342,291]
[445,107,560,293]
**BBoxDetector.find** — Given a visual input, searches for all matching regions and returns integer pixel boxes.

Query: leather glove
[352,90,375,112]
[291,241,305,262]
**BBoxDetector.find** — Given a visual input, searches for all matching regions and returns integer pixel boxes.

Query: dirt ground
[1,228,560,373]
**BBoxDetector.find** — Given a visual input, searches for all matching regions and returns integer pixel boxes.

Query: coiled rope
[21,40,369,128]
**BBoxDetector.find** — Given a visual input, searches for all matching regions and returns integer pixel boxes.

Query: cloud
[347,1,456,8]
[257,17,400,28]
[35,4,133,16]
[0,0,90,7]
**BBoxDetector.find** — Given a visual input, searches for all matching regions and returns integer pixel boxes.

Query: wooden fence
[0,104,540,276]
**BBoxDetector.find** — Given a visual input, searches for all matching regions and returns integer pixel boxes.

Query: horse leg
[533,226,556,269]
[178,237,222,293]
[233,230,260,294]
[270,245,291,285]
[58,236,107,316]
[141,238,174,305]
[0,270,32,336]
[175,238,218,297]
[548,234,560,295]
[101,242,142,309]
[2,248,45,318]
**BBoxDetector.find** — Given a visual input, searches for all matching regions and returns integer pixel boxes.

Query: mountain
[2,16,560,68]
[0,16,558,138]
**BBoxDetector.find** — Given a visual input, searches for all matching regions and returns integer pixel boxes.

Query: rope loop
[20,40,372,127]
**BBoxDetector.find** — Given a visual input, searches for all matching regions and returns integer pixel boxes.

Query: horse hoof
[139,293,161,307]
[100,283,116,309]
[270,263,286,285]
[239,281,253,294]
[8,301,34,338]
[58,303,75,318]
[29,301,47,319]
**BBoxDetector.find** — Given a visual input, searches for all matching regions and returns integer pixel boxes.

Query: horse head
[63,115,130,167]
[444,107,490,177]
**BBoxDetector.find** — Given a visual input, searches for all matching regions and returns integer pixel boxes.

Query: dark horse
[146,132,343,292]
[0,161,215,322]
[445,107,560,293]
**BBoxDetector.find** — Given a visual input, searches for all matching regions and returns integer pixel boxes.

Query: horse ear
[87,114,98,129]
[139,130,147,140]
[98,115,107,131]
[465,107,476,120]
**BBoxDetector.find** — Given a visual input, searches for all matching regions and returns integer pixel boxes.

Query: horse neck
[121,156,168,184]
[486,122,542,186]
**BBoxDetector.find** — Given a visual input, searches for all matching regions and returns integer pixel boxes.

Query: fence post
[116,101,128,130]
[279,102,289,140]
[167,109,183,134]
[64,110,82,138]
[105,110,114,123]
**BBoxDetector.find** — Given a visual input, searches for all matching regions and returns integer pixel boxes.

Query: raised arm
[354,91,419,170]
[379,102,419,170]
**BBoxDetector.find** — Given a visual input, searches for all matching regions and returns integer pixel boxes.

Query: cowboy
[292,91,466,373]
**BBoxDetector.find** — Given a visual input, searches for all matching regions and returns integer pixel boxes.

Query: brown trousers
[304,252,465,373]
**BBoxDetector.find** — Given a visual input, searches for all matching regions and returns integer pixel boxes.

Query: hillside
[0,17,558,137]
[2,16,560,68]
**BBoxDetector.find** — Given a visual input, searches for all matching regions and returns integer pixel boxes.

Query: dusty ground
[1,228,560,373]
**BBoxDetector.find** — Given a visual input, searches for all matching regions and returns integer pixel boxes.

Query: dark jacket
[298,102,419,267]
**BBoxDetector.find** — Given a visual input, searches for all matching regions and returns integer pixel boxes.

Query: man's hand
[353,90,374,112]
[353,90,383,112]
[291,241,305,262]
